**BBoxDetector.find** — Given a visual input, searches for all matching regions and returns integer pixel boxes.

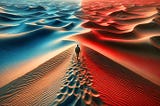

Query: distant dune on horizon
[0,0,160,106]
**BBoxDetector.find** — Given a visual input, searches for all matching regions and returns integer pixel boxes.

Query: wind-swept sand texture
[83,46,160,106]
[1,0,160,106]
[0,47,74,106]
[53,57,103,106]
[73,2,160,86]
[0,1,83,79]
[68,1,160,105]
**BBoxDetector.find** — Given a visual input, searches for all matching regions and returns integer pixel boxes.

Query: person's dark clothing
[75,45,80,60]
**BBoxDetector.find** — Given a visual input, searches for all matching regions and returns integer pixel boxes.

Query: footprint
[53,56,103,106]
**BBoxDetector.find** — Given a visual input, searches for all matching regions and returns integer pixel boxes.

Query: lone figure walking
[75,44,80,61]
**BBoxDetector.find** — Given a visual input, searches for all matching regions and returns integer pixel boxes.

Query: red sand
[83,46,160,106]
[69,5,160,103]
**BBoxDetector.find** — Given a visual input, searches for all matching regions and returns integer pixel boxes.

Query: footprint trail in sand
[1,0,160,105]
[53,57,103,106]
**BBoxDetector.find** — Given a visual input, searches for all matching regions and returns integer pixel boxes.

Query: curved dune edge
[71,3,160,86]
[83,46,160,106]
[0,2,84,79]
[53,56,103,106]
[69,30,160,86]
[0,47,74,106]
[0,45,74,88]
[150,36,160,49]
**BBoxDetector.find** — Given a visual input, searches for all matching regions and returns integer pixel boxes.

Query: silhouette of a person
[75,44,80,60]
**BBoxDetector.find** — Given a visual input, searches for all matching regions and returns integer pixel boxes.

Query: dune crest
[0,47,74,106]
[53,57,103,106]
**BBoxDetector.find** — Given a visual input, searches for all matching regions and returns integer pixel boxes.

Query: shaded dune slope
[0,1,160,106]
[0,1,84,86]
[72,2,160,87]
[70,31,160,86]
[83,47,160,106]
[0,47,73,106]
[69,4,160,104]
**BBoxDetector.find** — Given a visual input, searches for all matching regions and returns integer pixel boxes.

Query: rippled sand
[70,0,160,105]
[0,47,73,105]
[1,0,160,106]
[53,57,102,106]
[0,1,83,87]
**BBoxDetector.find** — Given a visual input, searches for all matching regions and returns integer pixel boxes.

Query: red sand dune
[70,2,160,105]
[0,0,160,105]
[83,47,160,106]
[75,1,160,86]
[70,30,160,86]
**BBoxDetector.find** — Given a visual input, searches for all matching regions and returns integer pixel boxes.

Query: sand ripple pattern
[0,1,84,88]
[73,1,160,86]
[0,48,73,106]
[0,1,83,72]
[53,57,103,106]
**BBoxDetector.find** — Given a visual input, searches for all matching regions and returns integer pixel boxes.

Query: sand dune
[150,36,160,49]
[53,56,103,106]
[0,1,83,79]
[1,0,160,105]
[68,2,160,105]
[70,0,160,94]
[83,47,160,106]
[0,47,73,106]
[70,30,160,86]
